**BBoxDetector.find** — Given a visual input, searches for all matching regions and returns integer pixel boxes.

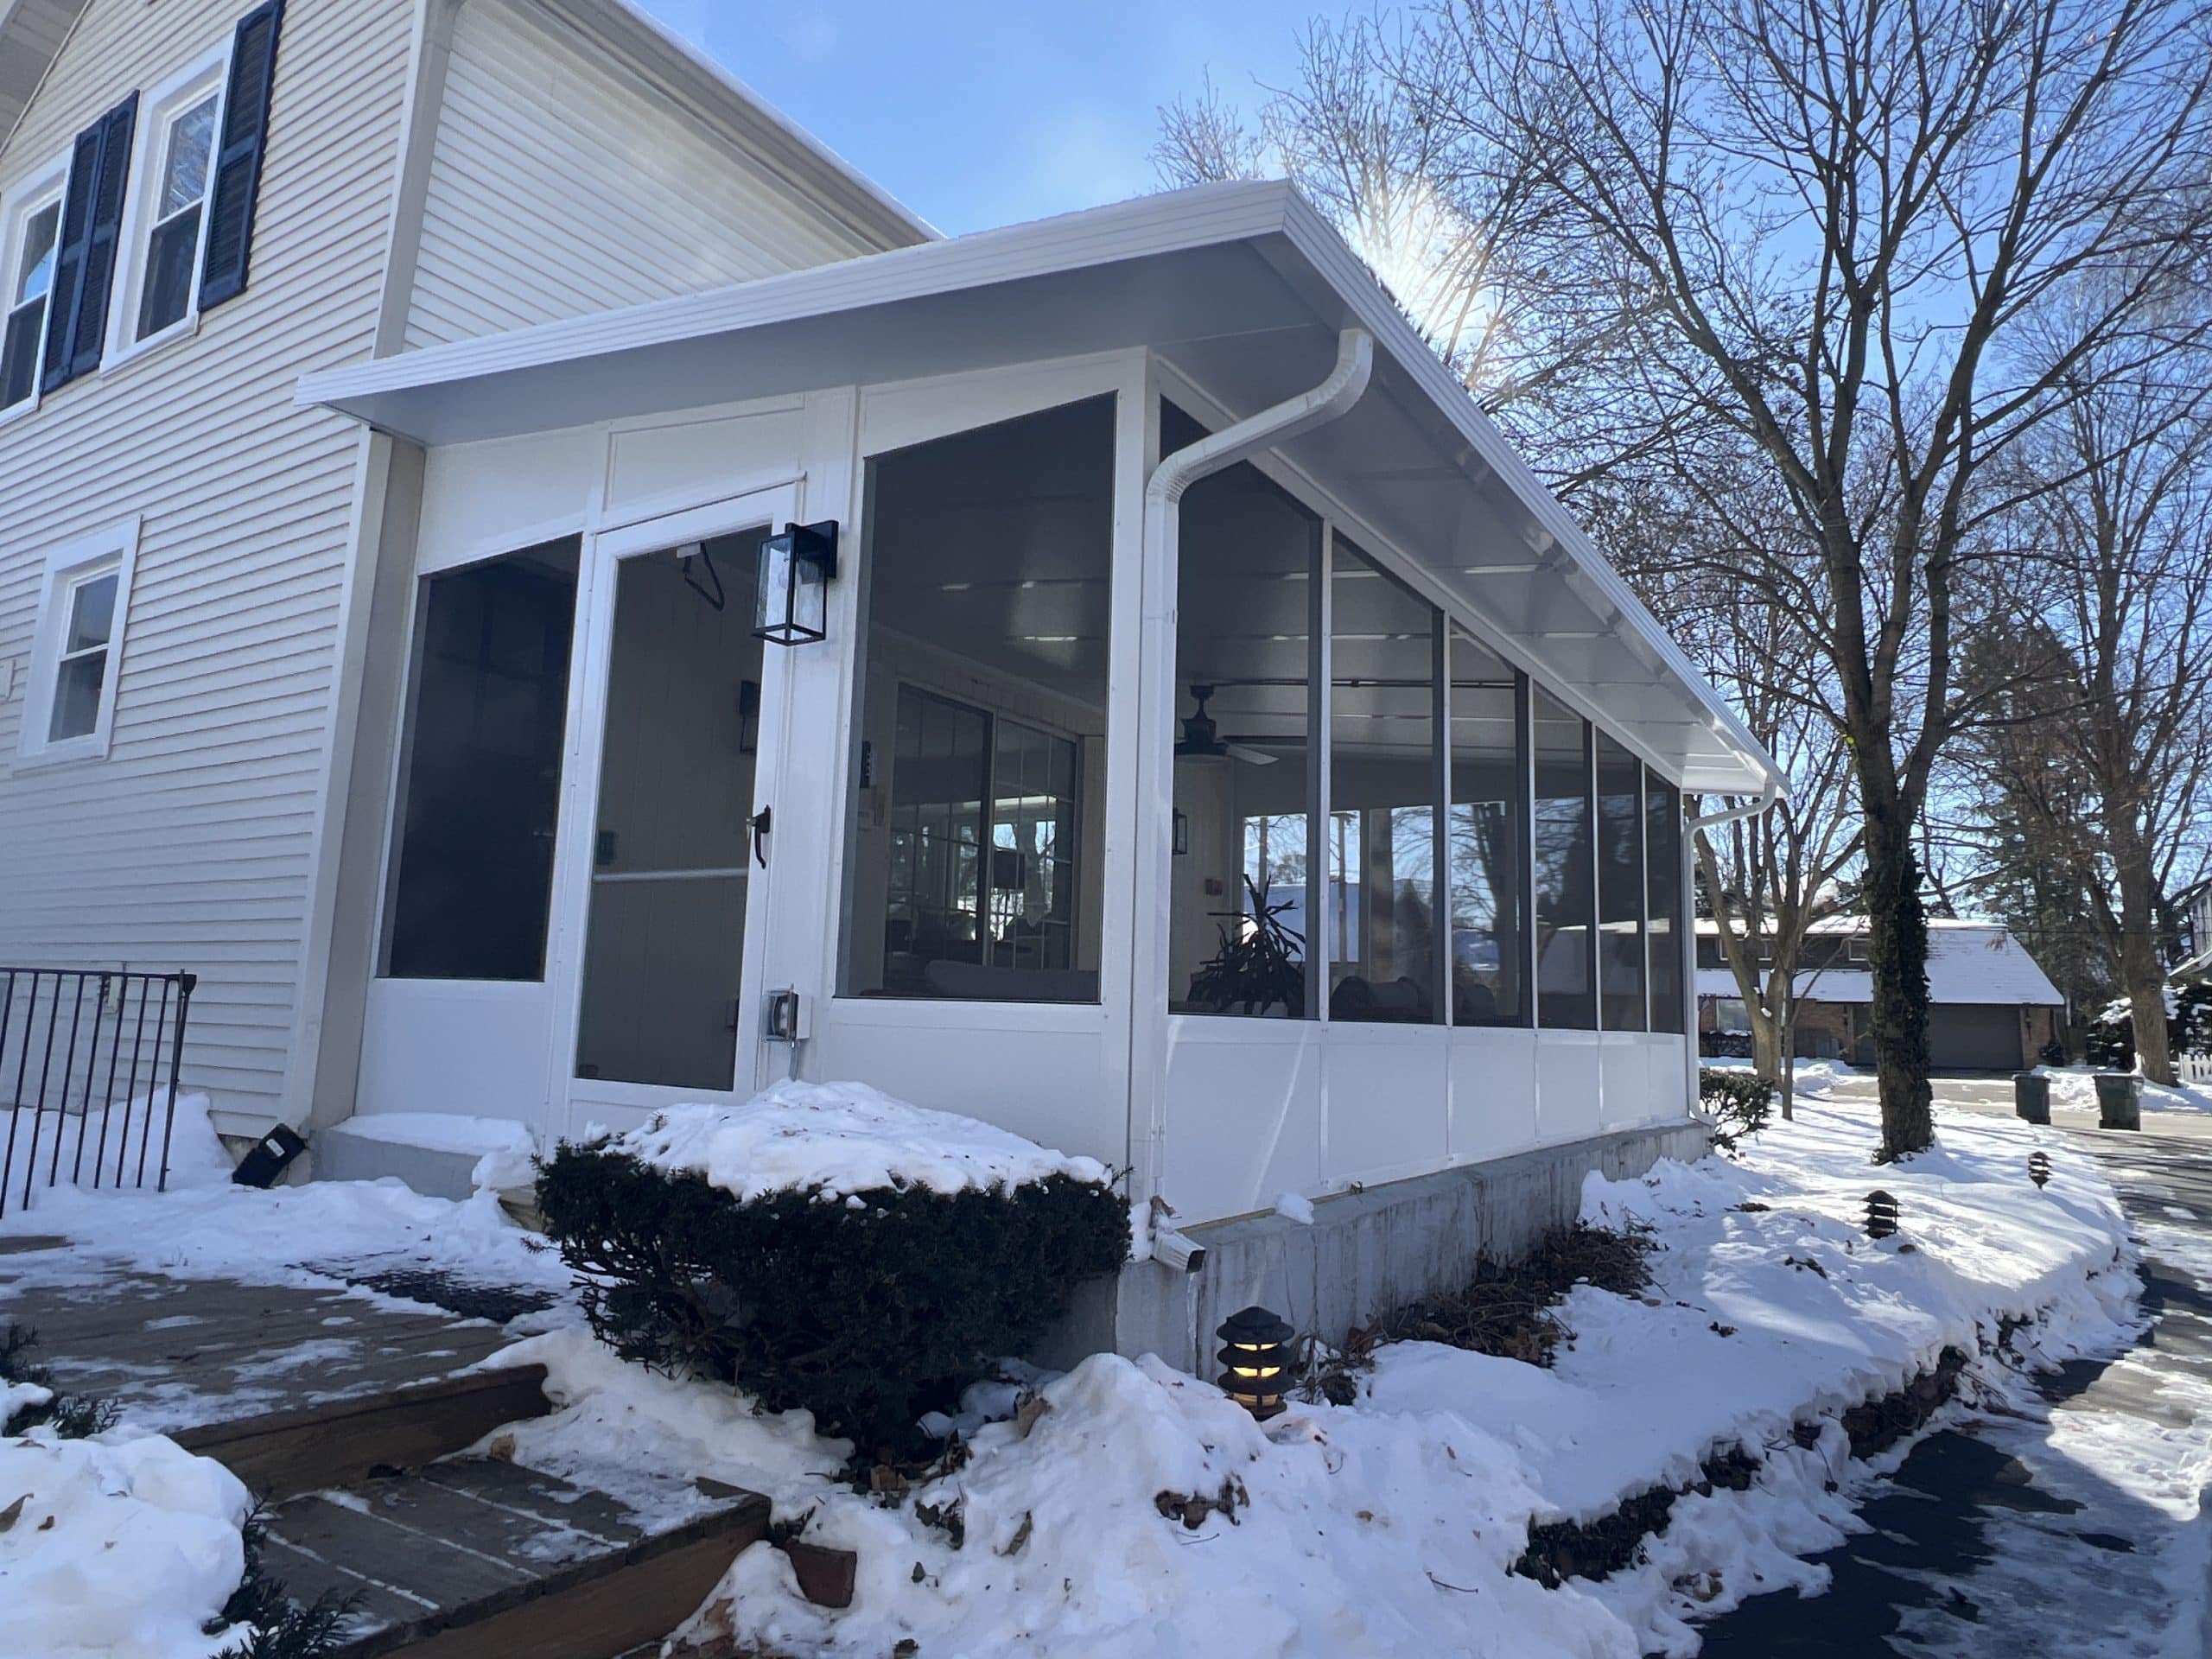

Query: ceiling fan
[1176,683,1280,766]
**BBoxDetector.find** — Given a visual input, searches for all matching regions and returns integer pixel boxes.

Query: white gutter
[1127,327,1375,1223]
[1689,779,1782,833]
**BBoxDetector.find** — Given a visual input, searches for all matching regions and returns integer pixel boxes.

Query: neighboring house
[1695,918,2067,1071]
[0,0,1780,1363]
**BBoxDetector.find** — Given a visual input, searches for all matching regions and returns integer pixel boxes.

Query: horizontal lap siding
[404,0,884,349]
[0,0,413,1119]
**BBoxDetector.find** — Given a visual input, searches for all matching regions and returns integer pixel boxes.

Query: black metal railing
[0,968,197,1219]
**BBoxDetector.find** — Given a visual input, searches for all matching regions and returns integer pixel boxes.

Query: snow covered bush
[536,1084,1128,1453]
[2086,982,2212,1070]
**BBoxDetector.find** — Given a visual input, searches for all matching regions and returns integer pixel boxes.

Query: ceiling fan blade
[1224,741,1279,766]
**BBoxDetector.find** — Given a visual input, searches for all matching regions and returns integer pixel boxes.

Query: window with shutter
[0,148,70,416]
[37,96,135,396]
[199,0,283,311]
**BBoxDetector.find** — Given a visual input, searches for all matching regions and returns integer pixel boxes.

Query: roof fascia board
[1268,192,1780,794]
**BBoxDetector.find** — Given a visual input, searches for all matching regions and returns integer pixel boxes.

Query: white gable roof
[1696,921,2063,1007]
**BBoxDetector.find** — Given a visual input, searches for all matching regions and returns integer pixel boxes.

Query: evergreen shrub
[1699,1067,1774,1152]
[536,1142,1128,1452]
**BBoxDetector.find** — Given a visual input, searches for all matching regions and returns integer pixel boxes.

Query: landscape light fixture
[2029,1151,2051,1189]
[1217,1305,1295,1421]
[1865,1190,1901,1240]
[754,521,838,645]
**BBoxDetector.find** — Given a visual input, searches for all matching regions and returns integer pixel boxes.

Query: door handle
[751,806,772,868]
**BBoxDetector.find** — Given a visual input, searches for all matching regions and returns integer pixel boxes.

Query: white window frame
[0,147,73,424]
[103,40,231,370]
[18,517,142,767]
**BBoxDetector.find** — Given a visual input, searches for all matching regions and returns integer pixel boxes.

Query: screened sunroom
[302,181,1777,1236]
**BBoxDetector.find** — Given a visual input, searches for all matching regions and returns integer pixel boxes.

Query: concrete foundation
[313,1121,482,1201]
[1084,1119,1712,1374]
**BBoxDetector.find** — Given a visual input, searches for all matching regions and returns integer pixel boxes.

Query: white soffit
[297,181,1777,794]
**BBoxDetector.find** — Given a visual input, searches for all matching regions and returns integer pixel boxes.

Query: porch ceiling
[297,181,1777,795]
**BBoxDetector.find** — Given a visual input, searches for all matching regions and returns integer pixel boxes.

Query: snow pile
[493,1096,2133,1658]
[2035,1064,2212,1115]
[1700,1056,1858,1097]
[607,1080,1109,1202]
[0,1090,229,1211]
[0,1427,251,1659]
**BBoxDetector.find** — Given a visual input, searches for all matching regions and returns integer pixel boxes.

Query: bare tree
[1402,0,2212,1157]
[1952,338,2212,1080]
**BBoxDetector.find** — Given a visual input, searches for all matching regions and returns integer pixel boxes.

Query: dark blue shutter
[197,0,284,311]
[40,94,136,395]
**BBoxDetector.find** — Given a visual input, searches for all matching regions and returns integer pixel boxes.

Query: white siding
[404,0,888,349]
[0,0,415,1121]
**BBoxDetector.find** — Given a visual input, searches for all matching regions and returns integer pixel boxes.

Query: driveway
[1692,1101,2212,1656]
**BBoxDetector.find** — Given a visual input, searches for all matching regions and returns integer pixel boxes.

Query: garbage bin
[2013,1071,2050,1125]
[2094,1071,2143,1131]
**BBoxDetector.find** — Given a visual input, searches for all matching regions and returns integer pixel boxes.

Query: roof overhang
[298,181,1778,794]
[0,0,90,152]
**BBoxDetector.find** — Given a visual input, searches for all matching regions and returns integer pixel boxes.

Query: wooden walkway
[0,1231,799,1656]
[0,1234,521,1434]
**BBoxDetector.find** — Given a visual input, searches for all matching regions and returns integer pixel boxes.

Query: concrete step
[260,1454,770,1659]
[312,1115,536,1204]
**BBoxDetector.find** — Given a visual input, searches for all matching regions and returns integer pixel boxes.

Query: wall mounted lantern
[754,521,839,645]
[1216,1305,1295,1421]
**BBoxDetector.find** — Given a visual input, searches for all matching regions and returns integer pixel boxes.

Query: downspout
[1684,778,1783,1118]
[1127,328,1375,1224]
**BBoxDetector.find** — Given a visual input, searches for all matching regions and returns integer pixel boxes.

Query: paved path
[1695,1109,2212,1657]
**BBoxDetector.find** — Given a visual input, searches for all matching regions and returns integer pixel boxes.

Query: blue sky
[636,2,1316,235]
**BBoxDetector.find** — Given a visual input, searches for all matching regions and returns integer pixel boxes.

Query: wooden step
[257,1456,772,1659]
[177,1363,553,1500]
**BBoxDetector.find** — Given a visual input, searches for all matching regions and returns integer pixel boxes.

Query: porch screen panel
[1327,541,1440,1024]
[841,396,1115,1003]
[1646,772,1685,1033]
[1448,629,1525,1026]
[382,537,580,981]
[1597,732,1647,1030]
[1531,687,1596,1029]
[1166,402,1323,1019]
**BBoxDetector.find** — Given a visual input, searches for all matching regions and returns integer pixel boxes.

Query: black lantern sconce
[2029,1151,2051,1190]
[1216,1305,1295,1421]
[753,521,838,646]
[1865,1189,1901,1240]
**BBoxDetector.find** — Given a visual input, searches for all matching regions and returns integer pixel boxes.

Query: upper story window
[137,83,220,341]
[107,48,226,360]
[0,153,70,415]
[0,0,283,402]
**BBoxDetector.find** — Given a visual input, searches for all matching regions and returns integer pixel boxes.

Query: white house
[0,0,1779,1357]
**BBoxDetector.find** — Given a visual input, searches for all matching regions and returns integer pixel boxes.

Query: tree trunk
[1750,1001,1790,1120]
[2108,810,2175,1086]
[1861,790,1935,1159]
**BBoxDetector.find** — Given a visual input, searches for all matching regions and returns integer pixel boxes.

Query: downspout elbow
[1146,329,1375,503]
[1689,778,1782,833]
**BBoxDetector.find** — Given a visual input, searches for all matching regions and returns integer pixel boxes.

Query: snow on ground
[608,1079,1110,1201]
[0,1090,231,1214]
[2035,1063,2212,1116]
[0,1426,252,1659]
[1700,1057,1859,1096]
[0,1093,571,1313]
[484,1096,2133,1658]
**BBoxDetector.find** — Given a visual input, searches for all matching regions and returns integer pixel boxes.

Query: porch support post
[1125,330,1375,1215]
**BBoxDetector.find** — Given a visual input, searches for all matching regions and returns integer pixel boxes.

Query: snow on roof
[1696,923,2063,1007]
